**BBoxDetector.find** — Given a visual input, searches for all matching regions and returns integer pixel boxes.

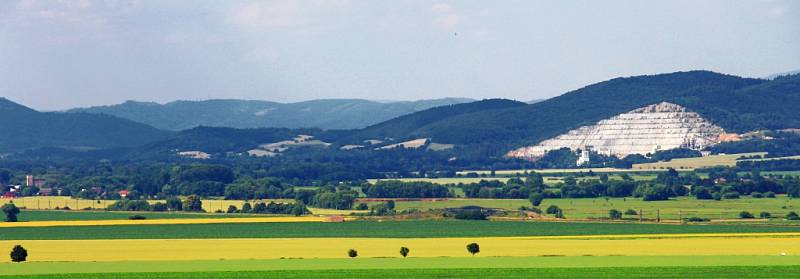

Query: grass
[4,221,800,240]
[632,152,766,170]
[376,196,800,220]
[14,266,800,279]
[5,234,800,262]
[458,168,675,177]
[10,266,800,279]
[2,256,800,277]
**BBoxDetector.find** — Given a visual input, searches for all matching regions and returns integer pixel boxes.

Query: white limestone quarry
[507,102,728,161]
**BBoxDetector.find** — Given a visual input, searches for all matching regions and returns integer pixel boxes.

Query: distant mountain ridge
[0,98,172,153]
[68,98,474,130]
[5,70,800,161]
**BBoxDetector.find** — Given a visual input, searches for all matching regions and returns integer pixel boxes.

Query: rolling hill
[68,98,474,130]
[0,98,172,153]
[354,71,800,152]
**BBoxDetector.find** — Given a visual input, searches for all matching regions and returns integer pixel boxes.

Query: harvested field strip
[3,235,800,262]
[1,256,800,276]
[5,221,800,240]
[16,210,253,222]
[0,216,328,228]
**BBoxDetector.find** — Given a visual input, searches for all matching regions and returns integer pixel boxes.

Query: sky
[0,0,798,111]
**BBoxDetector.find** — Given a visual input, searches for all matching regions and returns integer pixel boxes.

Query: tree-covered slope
[0,98,172,153]
[340,99,527,142]
[403,71,788,148]
[69,98,474,130]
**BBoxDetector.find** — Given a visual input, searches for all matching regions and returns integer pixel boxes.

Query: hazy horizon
[1,0,798,111]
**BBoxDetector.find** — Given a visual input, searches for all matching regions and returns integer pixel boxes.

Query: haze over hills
[4,71,800,161]
[0,98,172,153]
[68,98,474,131]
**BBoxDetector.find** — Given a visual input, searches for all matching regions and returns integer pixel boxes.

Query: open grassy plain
[632,152,767,170]
[4,257,800,278]
[373,196,800,220]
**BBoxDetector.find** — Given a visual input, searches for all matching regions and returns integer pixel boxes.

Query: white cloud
[431,3,451,13]
[770,6,786,17]
[433,14,460,30]
[228,0,352,29]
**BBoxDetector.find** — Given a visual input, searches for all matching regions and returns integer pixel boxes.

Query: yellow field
[2,197,293,212]
[1,197,359,216]
[0,216,329,228]
[3,233,799,262]
[632,152,767,170]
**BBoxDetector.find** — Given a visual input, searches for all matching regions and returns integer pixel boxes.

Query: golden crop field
[0,216,329,228]
[3,234,799,262]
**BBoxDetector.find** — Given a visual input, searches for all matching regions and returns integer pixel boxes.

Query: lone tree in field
[348,249,358,258]
[400,247,410,258]
[466,243,480,256]
[2,203,20,222]
[10,245,27,262]
[608,209,622,220]
[529,192,544,207]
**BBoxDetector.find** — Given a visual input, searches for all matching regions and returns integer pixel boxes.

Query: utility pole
[657,209,661,223]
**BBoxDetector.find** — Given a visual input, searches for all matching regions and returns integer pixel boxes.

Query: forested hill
[68,98,474,130]
[335,99,527,143]
[0,98,172,153]
[369,71,800,149]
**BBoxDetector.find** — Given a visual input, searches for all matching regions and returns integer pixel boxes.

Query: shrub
[227,205,238,213]
[10,245,27,262]
[608,209,622,220]
[151,203,168,212]
[348,249,358,258]
[739,211,754,219]
[454,209,488,220]
[685,217,710,222]
[759,212,771,219]
[183,195,203,212]
[545,205,560,215]
[241,202,252,213]
[166,197,183,211]
[466,243,480,256]
[722,192,740,199]
[355,203,369,210]
[400,247,410,258]
[2,203,20,222]
[694,187,713,200]
[765,192,777,198]
[751,192,764,198]
[107,200,151,212]
[624,209,638,215]
[128,215,147,220]
[786,211,800,220]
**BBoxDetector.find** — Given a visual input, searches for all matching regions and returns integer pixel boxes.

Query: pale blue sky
[0,0,798,110]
